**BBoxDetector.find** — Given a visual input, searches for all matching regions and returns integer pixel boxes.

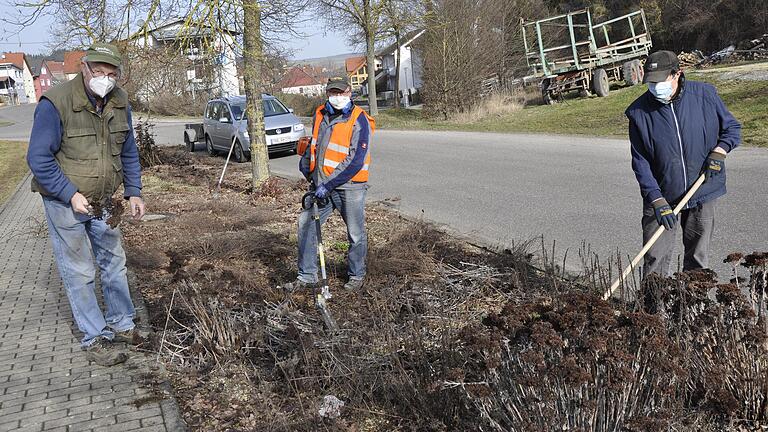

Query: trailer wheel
[632,60,644,84]
[593,68,610,97]
[541,79,557,105]
[184,131,196,152]
[623,61,641,86]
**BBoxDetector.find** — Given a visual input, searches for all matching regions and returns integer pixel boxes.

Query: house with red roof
[35,60,65,100]
[278,65,326,97]
[63,51,86,80]
[0,52,36,104]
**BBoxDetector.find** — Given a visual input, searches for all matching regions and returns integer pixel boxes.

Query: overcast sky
[0,1,351,60]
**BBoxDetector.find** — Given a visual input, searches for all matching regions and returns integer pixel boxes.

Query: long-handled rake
[604,173,706,300]
[212,136,238,199]
[301,191,339,331]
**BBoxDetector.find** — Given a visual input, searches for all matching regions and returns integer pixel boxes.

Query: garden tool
[301,190,339,331]
[212,136,238,199]
[604,173,706,300]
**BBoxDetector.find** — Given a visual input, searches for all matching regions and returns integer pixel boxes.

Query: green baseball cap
[326,76,351,91]
[85,42,123,67]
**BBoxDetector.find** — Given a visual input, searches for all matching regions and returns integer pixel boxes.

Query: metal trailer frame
[521,8,652,103]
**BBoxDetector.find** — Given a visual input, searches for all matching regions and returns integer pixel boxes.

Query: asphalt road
[2,104,766,279]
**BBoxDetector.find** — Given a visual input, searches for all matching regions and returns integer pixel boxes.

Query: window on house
[42,67,47,74]
[351,77,358,85]
[361,66,367,75]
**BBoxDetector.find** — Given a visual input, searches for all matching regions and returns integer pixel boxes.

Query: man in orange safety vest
[283,76,375,291]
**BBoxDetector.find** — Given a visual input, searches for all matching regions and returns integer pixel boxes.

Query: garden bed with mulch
[122,147,768,431]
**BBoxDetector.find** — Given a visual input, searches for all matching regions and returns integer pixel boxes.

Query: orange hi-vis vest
[309,104,375,183]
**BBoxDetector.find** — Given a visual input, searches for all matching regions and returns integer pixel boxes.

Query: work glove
[652,198,676,231]
[703,151,726,182]
[315,183,330,200]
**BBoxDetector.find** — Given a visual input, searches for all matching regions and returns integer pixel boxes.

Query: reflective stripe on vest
[309,105,375,183]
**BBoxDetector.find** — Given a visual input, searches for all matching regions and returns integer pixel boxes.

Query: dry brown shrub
[451,90,526,123]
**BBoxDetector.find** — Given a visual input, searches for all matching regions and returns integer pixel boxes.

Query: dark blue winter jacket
[626,76,741,208]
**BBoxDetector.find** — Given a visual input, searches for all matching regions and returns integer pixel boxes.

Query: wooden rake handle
[604,173,707,300]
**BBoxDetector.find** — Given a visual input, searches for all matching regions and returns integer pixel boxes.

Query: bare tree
[421,0,537,118]
[317,0,386,115]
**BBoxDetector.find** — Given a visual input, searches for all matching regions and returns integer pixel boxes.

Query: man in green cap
[26,42,145,366]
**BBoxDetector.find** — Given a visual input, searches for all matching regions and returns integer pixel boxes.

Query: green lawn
[375,74,768,147]
[0,141,29,205]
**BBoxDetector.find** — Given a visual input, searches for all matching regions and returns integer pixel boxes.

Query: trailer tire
[184,131,196,152]
[623,61,641,86]
[541,79,557,105]
[593,68,610,97]
[632,60,644,84]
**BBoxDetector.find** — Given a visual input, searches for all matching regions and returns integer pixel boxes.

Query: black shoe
[281,278,313,291]
[84,337,128,366]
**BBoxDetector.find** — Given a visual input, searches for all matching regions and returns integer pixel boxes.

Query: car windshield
[232,99,289,120]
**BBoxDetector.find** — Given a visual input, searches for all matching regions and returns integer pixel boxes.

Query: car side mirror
[219,117,231,123]
[288,108,294,113]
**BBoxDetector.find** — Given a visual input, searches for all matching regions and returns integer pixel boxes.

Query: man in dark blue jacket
[26,43,144,366]
[626,50,741,276]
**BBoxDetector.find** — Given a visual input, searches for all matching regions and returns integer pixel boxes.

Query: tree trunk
[394,30,401,109]
[242,0,270,188]
[364,0,379,115]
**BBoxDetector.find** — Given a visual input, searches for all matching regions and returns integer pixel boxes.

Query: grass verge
[0,140,29,205]
[375,73,768,146]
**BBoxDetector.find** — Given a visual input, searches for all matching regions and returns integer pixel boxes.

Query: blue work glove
[703,151,725,182]
[315,183,330,200]
[652,198,676,230]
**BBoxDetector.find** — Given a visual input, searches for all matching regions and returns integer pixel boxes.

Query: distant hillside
[291,52,363,71]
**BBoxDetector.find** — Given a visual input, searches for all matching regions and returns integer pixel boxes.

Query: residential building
[378,29,425,105]
[278,65,325,97]
[63,51,86,80]
[128,19,240,100]
[0,52,36,104]
[35,60,65,100]
[0,63,26,105]
[345,56,382,93]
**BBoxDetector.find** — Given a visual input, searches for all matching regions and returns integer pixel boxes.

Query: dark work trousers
[641,199,716,277]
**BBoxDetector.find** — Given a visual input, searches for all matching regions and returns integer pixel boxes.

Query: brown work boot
[84,337,128,367]
[112,328,141,345]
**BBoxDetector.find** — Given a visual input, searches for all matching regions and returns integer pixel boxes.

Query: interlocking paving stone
[0,175,186,432]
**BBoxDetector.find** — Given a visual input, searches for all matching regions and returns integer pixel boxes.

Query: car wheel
[206,136,217,157]
[234,140,244,163]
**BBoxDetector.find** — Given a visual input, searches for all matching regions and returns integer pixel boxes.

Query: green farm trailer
[522,8,652,104]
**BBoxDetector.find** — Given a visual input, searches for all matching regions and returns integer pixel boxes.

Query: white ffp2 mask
[328,96,351,110]
[89,76,116,98]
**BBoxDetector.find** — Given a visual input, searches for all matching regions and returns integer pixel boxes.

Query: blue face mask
[648,80,674,103]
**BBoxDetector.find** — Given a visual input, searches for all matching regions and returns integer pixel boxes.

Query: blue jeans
[42,196,135,347]
[297,188,367,283]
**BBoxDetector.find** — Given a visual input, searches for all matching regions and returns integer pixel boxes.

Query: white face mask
[328,95,350,110]
[648,80,674,104]
[89,75,116,98]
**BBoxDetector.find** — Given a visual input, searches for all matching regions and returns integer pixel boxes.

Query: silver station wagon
[202,94,306,162]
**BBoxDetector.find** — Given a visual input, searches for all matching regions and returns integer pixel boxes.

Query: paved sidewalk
[0,174,186,432]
